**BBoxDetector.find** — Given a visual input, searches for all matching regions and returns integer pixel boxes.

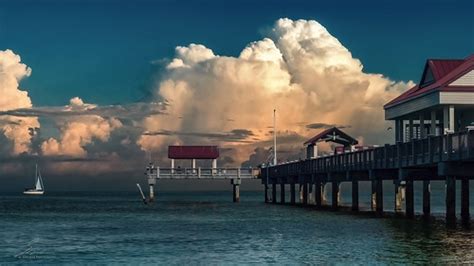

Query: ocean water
[0,190,473,264]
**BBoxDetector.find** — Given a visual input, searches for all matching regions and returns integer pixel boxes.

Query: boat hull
[23,190,44,195]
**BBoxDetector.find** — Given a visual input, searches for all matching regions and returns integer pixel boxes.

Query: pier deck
[261,130,474,222]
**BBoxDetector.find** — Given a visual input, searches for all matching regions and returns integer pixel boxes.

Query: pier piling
[264,183,269,203]
[332,181,339,210]
[394,181,405,213]
[299,184,303,203]
[461,177,470,221]
[302,183,308,205]
[231,179,241,203]
[322,182,328,205]
[405,179,414,218]
[371,180,376,211]
[290,182,296,205]
[149,184,155,201]
[446,176,456,222]
[315,179,322,207]
[351,178,358,211]
[375,178,383,215]
[423,180,431,217]
[272,182,277,204]
[280,183,285,204]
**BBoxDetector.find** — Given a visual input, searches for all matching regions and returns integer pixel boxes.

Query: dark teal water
[0,191,473,264]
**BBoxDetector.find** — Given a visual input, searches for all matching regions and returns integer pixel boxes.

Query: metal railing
[151,167,260,179]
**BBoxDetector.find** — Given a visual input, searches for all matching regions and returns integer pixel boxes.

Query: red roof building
[304,127,358,159]
[168,145,219,159]
[384,54,474,143]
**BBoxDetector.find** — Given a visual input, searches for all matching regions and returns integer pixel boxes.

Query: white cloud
[139,18,412,164]
[0,49,40,154]
[41,97,122,157]
[167,44,216,69]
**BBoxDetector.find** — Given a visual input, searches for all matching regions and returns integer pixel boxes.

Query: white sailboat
[23,164,44,195]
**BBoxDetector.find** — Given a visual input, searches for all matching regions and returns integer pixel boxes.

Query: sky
[0,0,473,191]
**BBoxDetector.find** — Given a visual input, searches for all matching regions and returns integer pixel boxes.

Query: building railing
[263,130,474,179]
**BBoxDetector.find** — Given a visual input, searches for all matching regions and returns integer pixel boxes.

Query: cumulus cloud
[167,44,216,69]
[0,49,40,154]
[139,18,412,164]
[40,97,123,157]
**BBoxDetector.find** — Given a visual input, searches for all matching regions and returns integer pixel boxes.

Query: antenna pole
[273,109,277,166]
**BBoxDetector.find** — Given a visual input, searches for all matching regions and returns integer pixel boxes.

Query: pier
[261,130,474,221]
[145,146,259,202]
[260,55,474,223]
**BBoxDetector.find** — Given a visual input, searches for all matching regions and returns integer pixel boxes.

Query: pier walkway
[261,130,474,222]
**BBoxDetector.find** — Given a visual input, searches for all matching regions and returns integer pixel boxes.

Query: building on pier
[304,127,358,159]
[168,145,219,171]
[385,55,474,142]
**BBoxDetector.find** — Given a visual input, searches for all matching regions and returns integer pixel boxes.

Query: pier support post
[375,178,383,215]
[351,178,359,211]
[308,179,314,205]
[423,180,431,217]
[406,179,414,218]
[394,181,405,213]
[148,175,156,202]
[290,182,296,205]
[315,179,322,207]
[272,182,277,204]
[264,183,269,203]
[280,183,285,204]
[299,184,303,203]
[302,183,308,205]
[371,180,376,211]
[446,176,456,222]
[322,182,327,205]
[461,177,470,221]
[231,179,241,203]
[332,181,339,210]
[149,184,155,201]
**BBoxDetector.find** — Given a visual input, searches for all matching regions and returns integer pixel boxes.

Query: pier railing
[264,130,474,179]
[152,167,259,179]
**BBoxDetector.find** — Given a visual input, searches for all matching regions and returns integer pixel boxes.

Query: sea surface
[0,188,473,264]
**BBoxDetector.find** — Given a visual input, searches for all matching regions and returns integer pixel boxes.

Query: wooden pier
[261,130,474,222]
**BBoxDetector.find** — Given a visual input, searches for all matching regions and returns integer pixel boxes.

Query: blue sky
[1,0,473,106]
[1,0,473,190]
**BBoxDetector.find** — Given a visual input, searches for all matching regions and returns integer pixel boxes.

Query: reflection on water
[0,191,472,264]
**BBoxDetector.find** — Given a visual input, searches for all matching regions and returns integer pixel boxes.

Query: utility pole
[273,109,277,166]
